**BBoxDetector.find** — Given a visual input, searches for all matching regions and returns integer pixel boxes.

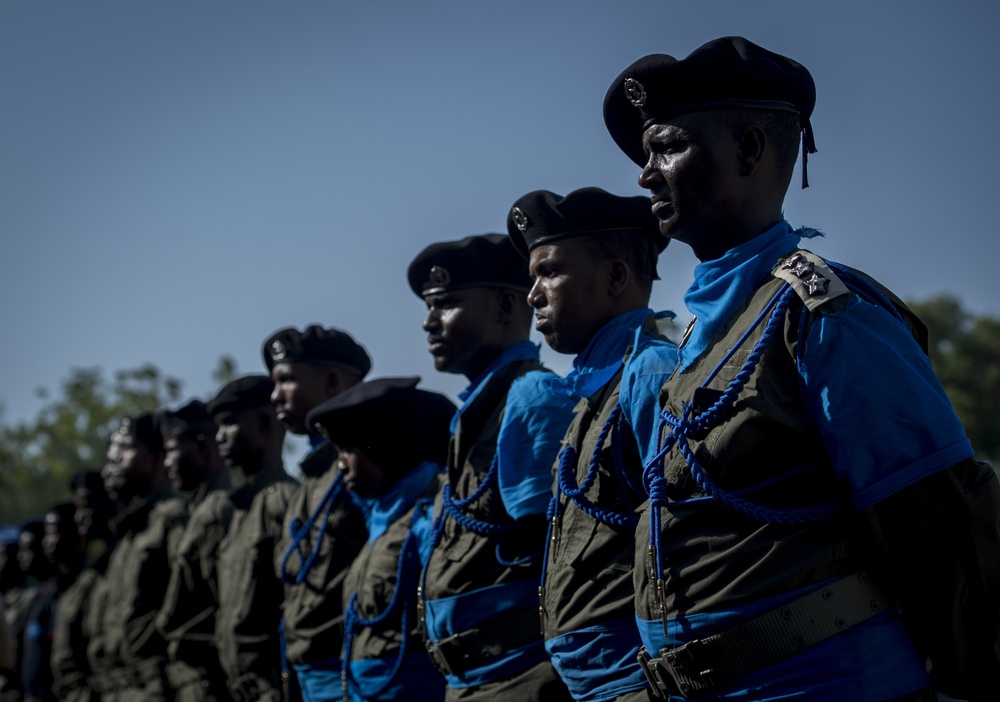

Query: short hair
[577,230,660,295]
[707,108,802,186]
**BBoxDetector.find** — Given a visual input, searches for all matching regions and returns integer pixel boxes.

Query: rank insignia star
[782,253,830,297]
[804,273,830,296]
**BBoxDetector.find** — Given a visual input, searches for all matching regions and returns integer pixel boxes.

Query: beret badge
[428,265,451,288]
[270,339,287,362]
[510,207,529,233]
[624,78,646,107]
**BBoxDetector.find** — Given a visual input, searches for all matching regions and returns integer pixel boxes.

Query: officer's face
[214,408,265,474]
[637,115,742,261]
[164,431,208,492]
[18,531,39,575]
[527,240,613,355]
[42,512,81,566]
[42,514,61,564]
[270,362,333,435]
[74,486,110,539]
[102,432,158,503]
[336,447,385,499]
[422,288,502,380]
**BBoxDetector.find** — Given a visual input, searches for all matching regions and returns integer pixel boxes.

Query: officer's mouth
[650,196,673,219]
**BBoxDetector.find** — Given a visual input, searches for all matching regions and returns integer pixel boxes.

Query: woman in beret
[306,377,455,702]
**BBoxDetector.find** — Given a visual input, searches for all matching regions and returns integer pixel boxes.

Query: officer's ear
[495,289,517,324]
[323,367,342,395]
[607,259,631,298]
[736,125,767,177]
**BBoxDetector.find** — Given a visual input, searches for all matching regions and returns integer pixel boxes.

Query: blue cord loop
[279,472,347,585]
[643,284,845,603]
[341,499,431,702]
[555,403,640,530]
[428,453,517,551]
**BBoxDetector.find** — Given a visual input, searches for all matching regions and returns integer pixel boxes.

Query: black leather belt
[638,572,889,698]
[425,606,540,677]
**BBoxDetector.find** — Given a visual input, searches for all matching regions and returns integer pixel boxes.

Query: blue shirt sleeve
[799,294,974,509]
[497,369,577,519]
[620,323,679,471]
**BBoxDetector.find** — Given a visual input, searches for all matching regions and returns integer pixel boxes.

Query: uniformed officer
[506,187,677,702]
[603,35,1000,701]
[308,377,455,701]
[1,518,49,702]
[207,376,298,702]
[407,234,575,701]
[264,325,371,701]
[91,414,187,701]
[156,401,234,701]
[51,471,115,702]
[22,502,87,702]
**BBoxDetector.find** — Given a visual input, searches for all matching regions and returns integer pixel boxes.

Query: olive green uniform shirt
[275,442,367,667]
[87,484,187,702]
[158,471,234,702]
[50,549,113,702]
[215,462,298,702]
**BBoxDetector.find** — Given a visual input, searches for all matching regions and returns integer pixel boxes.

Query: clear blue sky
[2,1,998,442]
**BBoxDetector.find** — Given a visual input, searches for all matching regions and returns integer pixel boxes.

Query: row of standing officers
[3,36,999,702]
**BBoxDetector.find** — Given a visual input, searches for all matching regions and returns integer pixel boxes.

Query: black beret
[262,324,372,376]
[307,377,456,484]
[506,187,665,258]
[603,36,817,169]
[115,413,164,456]
[207,375,275,417]
[160,400,215,438]
[407,233,532,298]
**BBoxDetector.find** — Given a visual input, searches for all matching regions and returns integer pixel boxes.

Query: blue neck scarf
[450,340,540,435]
[363,460,439,543]
[549,307,653,401]
[681,221,818,370]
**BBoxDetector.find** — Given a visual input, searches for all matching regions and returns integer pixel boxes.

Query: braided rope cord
[279,472,346,585]
[556,403,640,529]
[642,284,843,589]
[340,498,432,702]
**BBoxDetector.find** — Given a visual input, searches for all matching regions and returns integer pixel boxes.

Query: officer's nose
[526,281,543,309]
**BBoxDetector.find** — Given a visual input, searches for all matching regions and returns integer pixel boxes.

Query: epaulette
[771,250,850,311]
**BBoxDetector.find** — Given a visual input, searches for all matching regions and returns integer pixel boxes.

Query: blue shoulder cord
[642,283,844,625]
[429,453,538,568]
[277,472,349,690]
[279,472,348,586]
[340,498,433,702]
[538,400,640,632]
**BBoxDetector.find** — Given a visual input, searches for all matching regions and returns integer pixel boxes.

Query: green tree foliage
[211,354,239,387]
[908,295,1000,463]
[0,364,184,522]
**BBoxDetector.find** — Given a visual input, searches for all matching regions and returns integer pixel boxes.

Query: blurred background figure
[209,375,298,702]
[21,502,88,701]
[52,471,117,702]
